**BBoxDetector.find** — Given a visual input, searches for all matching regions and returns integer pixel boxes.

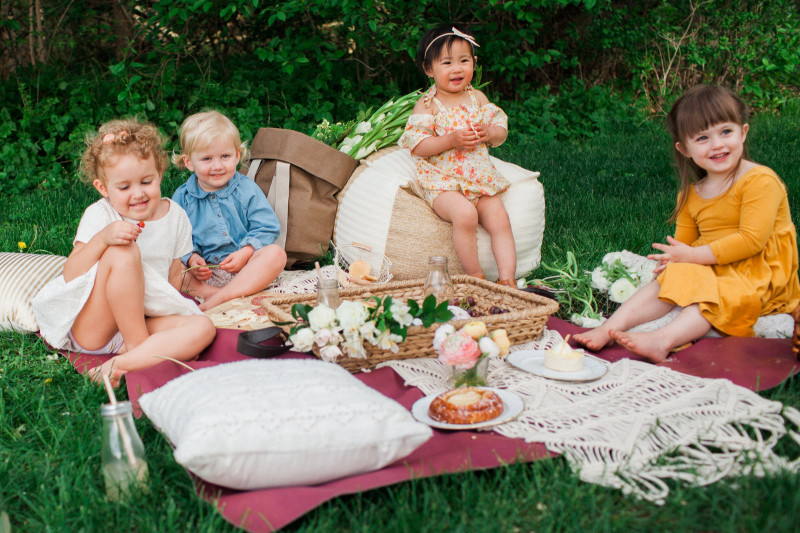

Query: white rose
[433,324,456,353]
[591,267,612,291]
[289,327,314,352]
[609,278,637,303]
[314,328,333,347]
[318,344,343,362]
[308,304,337,331]
[635,260,658,286]
[336,300,369,331]
[478,336,500,358]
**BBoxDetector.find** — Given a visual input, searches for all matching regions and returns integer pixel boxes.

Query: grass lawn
[2,109,800,531]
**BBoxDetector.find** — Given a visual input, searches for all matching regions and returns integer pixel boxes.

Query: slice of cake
[543,335,584,372]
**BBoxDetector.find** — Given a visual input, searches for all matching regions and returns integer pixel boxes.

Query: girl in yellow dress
[398,25,516,286]
[575,85,800,362]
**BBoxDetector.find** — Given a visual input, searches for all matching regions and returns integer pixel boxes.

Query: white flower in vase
[478,336,500,358]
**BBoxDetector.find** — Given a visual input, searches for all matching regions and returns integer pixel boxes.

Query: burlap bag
[334,147,545,281]
[244,128,359,268]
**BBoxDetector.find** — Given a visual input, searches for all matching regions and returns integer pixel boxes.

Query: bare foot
[89,360,127,388]
[608,329,671,363]
[573,324,615,352]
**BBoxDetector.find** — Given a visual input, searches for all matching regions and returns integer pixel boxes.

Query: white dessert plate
[507,350,608,382]
[411,387,524,430]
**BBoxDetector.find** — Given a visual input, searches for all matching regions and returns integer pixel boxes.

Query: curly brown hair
[81,119,169,185]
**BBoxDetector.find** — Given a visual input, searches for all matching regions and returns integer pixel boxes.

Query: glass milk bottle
[424,256,455,304]
[316,278,341,309]
[101,401,149,501]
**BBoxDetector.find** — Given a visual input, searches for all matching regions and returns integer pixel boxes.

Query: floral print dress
[398,85,510,206]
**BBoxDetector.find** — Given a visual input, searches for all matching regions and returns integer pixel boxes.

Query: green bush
[2,0,799,194]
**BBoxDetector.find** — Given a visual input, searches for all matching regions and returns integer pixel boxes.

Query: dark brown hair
[666,84,749,221]
[416,24,477,75]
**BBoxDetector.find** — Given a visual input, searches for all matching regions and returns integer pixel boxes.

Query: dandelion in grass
[18,241,27,251]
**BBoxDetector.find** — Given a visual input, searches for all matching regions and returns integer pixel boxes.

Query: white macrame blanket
[379,329,800,503]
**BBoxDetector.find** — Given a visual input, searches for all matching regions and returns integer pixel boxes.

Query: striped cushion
[0,253,67,332]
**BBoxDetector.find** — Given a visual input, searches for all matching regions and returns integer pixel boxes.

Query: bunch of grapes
[452,296,509,317]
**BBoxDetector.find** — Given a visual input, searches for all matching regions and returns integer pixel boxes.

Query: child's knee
[100,242,141,265]
[452,209,479,230]
[254,244,287,268]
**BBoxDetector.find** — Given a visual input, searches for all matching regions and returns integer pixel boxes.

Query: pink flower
[437,330,481,369]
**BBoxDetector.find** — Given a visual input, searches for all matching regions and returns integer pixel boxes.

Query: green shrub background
[2,0,799,195]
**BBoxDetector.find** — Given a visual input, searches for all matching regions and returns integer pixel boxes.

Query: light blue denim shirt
[172,171,281,264]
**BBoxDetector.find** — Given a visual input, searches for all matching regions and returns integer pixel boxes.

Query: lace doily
[380,329,800,503]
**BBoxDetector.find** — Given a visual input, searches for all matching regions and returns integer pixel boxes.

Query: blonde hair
[666,84,749,221]
[81,119,168,185]
[171,110,249,169]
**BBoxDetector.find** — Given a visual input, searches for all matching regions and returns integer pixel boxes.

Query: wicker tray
[261,275,559,372]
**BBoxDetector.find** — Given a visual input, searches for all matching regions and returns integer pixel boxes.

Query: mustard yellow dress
[398,85,509,206]
[657,166,800,336]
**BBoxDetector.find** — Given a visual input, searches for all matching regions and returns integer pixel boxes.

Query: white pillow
[0,253,67,332]
[139,359,433,490]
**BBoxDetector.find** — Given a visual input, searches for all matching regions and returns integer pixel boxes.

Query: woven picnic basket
[260,275,559,372]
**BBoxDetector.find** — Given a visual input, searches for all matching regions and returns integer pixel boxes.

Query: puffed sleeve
[398,114,436,152]
[481,104,508,130]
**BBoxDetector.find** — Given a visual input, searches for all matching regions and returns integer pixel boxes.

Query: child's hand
[449,127,486,150]
[187,253,213,281]
[102,221,142,246]
[219,246,254,274]
[648,236,693,273]
[471,123,492,144]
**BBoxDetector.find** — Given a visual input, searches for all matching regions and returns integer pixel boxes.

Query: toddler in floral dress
[398,25,516,285]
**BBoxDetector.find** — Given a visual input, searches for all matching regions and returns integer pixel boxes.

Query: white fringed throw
[380,329,800,503]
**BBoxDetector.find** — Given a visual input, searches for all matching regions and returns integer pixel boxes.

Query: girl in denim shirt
[173,111,287,311]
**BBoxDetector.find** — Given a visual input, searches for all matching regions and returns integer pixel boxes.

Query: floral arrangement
[523,250,656,328]
[590,251,656,304]
[336,91,420,159]
[433,321,510,388]
[284,294,452,362]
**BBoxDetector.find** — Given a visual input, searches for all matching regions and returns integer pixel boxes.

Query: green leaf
[109,62,125,76]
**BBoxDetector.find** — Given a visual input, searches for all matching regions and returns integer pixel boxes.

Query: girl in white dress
[32,119,216,386]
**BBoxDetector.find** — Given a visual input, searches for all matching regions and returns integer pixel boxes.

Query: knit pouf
[333,147,545,281]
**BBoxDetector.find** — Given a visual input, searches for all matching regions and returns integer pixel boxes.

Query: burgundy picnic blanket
[65,316,800,531]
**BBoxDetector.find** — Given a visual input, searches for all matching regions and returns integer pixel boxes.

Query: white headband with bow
[423,27,480,60]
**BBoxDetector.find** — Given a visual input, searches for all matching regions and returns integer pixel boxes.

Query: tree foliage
[1,0,799,194]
